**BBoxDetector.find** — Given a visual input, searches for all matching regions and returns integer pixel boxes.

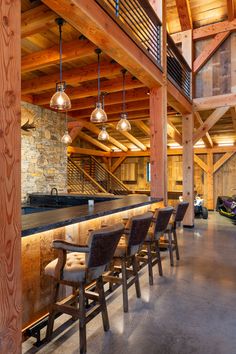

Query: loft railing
[167,33,192,99]
[74,156,130,195]
[95,0,162,68]
[67,158,107,194]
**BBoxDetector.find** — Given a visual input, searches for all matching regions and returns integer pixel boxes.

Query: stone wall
[21,102,67,202]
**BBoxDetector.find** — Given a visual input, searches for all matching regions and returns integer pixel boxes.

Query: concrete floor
[23,212,236,354]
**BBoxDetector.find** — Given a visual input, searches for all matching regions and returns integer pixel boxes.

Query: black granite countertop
[22,194,161,237]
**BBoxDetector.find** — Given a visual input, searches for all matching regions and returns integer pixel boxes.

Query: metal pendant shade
[90,49,107,123]
[98,126,109,141]
[116,69,131,131]
[50,18,71,111]
[61,111,72,145]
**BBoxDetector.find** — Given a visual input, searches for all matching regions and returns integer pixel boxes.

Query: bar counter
[22,194,162,332]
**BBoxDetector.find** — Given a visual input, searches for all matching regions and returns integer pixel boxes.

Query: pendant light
[50,18,71,111]
[98,92,109,141]
[116,69,131,131]
[61,111,72,144]
[90,49,107,123]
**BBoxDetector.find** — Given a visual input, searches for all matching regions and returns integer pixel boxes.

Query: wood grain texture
[175,0,192,31]
[0,1,21,353]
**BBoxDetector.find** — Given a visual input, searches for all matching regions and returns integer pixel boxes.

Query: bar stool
[44,223,124,354]
[139,206,174,285]
[103,212,153,313]
[162,201,189,266]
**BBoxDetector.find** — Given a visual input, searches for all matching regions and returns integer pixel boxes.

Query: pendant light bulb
[50,18,71,111]
[98,126,109,141]
[116,113,131,131]
[116,69,131,131]
[90,49,107,123]
[61,131,72,144]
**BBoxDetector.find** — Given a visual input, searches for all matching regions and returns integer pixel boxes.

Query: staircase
[70,156,130,195]
[67,158,107,194]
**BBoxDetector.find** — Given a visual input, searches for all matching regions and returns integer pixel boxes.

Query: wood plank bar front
[0,1,22,352]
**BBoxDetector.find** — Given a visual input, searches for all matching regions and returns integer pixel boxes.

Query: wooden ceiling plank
[22,61,121,94]
[74,130,111,152]
[193,32,230,74]
[194,112,213,148]
[231,107,236,133]
[22,40,95,73]
[227,0,235,21]
[175,0,192,31]
[193,19,236,40]
[193,107,229,144]
[109,124,147,151]
[213,152,235,173]
[134,121,151,136]
[33,76,144,106]
[22,4,58,38]
[80,122,128,152]
[194,93,236,111]
[167,120,182,145]
[111,157,127,173]
[194,154,208,173]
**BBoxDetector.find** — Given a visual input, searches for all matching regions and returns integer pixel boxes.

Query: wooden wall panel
[214,153,236,204]
[0,1,21,352]
[195,33,233,98]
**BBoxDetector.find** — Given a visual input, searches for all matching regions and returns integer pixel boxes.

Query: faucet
[50,187,58,196]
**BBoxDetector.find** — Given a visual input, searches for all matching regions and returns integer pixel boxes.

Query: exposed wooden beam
[0,0,21,351]
[33,76,144,106]
[21,4,57,38]
[194,112,213,148]
[22,61,121,94]
[213,152,235,173]
[175,0,192,31]
[80,122,128,152]
[227,0,235,21]
[42,0,163,87]
[22,40,95,73]
[194,93,236,111]
[69,126,83,142]
[68,146,109,157]
[111,157,127,173]
[230,107,236,133]
[193,107,229,144]
[134,121,150,136]
[193,32,230,74]
[67,88,149,111]
[74,130,111,152]
[109,124,147,151]
[167,81,192,114]
[194,154,208,173]
[193,19,236,40]
[167,120,182,145]
[70,100,149,119]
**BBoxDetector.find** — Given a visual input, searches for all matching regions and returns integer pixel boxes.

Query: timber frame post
[182,113,194,226]
[0,1,22,352]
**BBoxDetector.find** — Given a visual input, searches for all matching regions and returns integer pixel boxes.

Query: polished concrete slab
[23,212,236,354]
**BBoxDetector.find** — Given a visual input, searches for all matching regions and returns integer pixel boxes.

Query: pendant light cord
[59,22,63,83]
[122,70,126,113]
[97,51,101,102]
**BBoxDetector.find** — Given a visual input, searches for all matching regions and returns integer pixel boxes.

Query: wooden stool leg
[155,240,163,276]
[46,281,60,341]
[173,229,180,260]
[97,276,109,332]
[147,243,154,285]
[168,231,174,266]
[132,255,141,298]
[121,258,129,313]
[79,283,87,354]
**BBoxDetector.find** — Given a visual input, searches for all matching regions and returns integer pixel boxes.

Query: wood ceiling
[21,0,236,153]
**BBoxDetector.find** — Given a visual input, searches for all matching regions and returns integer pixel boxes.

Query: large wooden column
[150,87,168,204]
[207,152,214,210]
[0,1,22,353]
[182,114,194,226]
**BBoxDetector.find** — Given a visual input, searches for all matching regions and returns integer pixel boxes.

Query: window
[146,162,151,182]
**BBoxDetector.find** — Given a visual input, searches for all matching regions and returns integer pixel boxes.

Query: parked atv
[194,195,208,219]
[216,196,236,220]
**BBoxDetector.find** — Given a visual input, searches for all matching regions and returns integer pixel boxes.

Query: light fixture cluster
[50,18,72,144]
